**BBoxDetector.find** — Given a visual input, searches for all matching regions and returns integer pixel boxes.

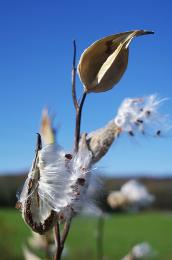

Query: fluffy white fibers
[114,94,169,136]
[19,134,93,219]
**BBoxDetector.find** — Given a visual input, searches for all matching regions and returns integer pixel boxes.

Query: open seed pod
[17,111,94,233]
[78,30,154,93]
[18,134,56,235]
[17,112,57,234]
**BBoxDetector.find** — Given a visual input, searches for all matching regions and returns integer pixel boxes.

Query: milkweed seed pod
[17,112,62,234]
[23,245,41,260]
[17,111,94,231]
[18,134,57,234]
[121,253,133,260]
[107,191,128,209]
[121,242,154,260]
[86,121,121,163]
[28,230,54,251]
[107,180,154,211]
[120,180,154,209]
[40,109,55,145]
[78,30,154,93]
[25,230,55,259]
[131,242,153,259]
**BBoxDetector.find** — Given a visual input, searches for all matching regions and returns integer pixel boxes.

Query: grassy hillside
[0,209,172,259]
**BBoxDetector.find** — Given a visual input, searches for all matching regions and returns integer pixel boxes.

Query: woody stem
[74,91,87,152]
[54,222,62,260]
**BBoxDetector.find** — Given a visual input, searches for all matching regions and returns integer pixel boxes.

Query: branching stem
[53,39,87,260]
[54,217,72,260]
[61,218,72,245]
[74,91,87,152]
[71,40,87,152]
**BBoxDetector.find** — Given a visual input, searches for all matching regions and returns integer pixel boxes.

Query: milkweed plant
[16,30,170,260]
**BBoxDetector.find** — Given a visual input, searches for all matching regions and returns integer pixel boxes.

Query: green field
[0,209,172,259]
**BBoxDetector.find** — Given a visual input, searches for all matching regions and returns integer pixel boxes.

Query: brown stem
[54,222,62,260]
[71,40,87,152]
[74,91,87,152]
[53,218,72,260]
[61,218,72,245]
[72,40,79,110]
[53,40,86,260]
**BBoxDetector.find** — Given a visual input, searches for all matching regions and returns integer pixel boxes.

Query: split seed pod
[19,134,56,235]
[17,111,94,233]
[78,30,154,93]
[17,111,57,234]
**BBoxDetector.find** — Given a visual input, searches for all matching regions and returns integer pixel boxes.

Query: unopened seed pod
[86,121,121,163]
[107,191,128,209]
[78,30,154,93]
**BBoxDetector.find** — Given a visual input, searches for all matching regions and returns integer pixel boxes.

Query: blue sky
[0,0,172,176]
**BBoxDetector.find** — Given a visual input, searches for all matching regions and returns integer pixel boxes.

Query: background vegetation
[0,209,172,260]
[0,173,172,210]
[0,174,172,259]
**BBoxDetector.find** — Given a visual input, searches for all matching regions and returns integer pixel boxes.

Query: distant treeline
[0,173,172,210]
[104,176,172,211]
[0,173,26,207]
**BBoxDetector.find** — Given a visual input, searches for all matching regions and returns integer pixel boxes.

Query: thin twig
[61,218,72,245]
[54,222,61,260]
[74,91,87,152]
[72,40,79,110]
[53,218,72,260]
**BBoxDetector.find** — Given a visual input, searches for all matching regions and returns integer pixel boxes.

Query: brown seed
[136,119,143,124]
[77,178,85,186]
[156,130,161,136]
[146,110,151,116]
[65,154,73,160]
[128,131,134,136]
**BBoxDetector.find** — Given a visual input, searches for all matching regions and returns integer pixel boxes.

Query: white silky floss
[37,144,74,212]
[80,174,104,217]
[132,242,153,258]
[114,94,168,135]
[67,134,93,214]
[121,180,154,208]
[38,137,92,217]
[121,242,153,260]
[19,135,93,220]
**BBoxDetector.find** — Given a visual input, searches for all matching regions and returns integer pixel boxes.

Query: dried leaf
[78,30,154,93]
